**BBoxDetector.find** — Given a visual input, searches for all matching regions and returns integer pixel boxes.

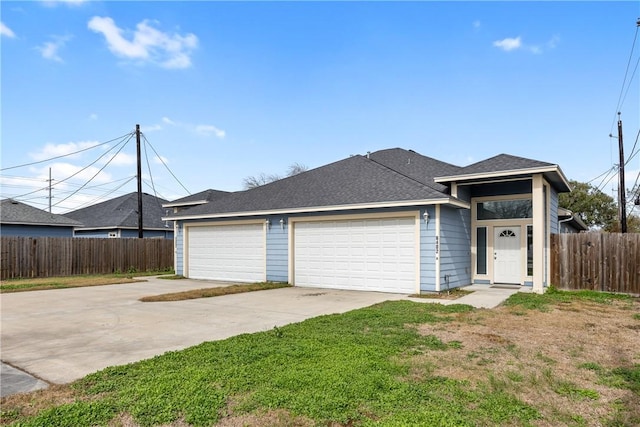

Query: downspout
[558,216,573,233]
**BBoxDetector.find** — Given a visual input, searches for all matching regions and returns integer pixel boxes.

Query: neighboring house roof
[64,192,170,230]
[0,199,83,227]
[558,207,588,231]
[163,189,231,208]
[434,153,571,192]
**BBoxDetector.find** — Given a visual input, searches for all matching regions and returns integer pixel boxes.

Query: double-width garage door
[187,223,265,282]
[294,217,417,293]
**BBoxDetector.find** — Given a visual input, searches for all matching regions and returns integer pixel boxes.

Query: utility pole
[136,124,144,238]
[617,113,627,233]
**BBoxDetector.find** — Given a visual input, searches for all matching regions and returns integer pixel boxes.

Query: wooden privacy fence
[1,237,174,280]
[551,233,640,295]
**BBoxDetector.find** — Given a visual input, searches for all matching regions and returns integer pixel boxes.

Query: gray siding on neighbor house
[420,206,436,292]
[470,180,532,198]
[438,206,471,290]
[550,187,559,234]
[0,224,75,237]
[74,229,173,239]
[266,216,288,282]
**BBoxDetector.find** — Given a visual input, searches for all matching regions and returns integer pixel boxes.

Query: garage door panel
[294,217,417,293]
[187,224,265,282]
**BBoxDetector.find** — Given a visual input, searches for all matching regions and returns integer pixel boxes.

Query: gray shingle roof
[369,148,462,193]
[171,150,450,218]
[455,154,555,175]
[0,199,83,227]
[64,192,170,229]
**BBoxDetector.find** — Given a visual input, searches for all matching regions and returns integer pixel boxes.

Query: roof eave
[162,200,208,208]
[434,165,571,192]
[1,221,79,227]
[163,197,470,221]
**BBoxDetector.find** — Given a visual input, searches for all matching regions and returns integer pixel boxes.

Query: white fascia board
[434,165,570,190]
[162,200,208,208]
[163,198,470,221]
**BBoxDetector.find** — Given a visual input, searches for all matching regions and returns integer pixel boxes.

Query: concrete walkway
[1,278,521,398]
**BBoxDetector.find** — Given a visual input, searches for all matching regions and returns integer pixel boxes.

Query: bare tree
[243,163,308,190]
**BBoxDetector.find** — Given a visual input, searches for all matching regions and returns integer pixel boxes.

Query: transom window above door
[477,199,532,220]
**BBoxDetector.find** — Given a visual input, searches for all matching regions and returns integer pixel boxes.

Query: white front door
[493,226,521,284]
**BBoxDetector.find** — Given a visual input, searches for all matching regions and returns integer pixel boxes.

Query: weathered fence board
[1,237,173,280]
[551,233,640,295]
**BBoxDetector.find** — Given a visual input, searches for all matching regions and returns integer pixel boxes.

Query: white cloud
[88,16,198,69]
[493,36,522,52]
[493,35,559,54]
[142,117,225,139]
[107,152,136,166]
[1,22,16,38]
[195,124,225,139]
[154,155,169,165]
[29,141,102,161]
[89,113,98,120]
[37,35,72,62]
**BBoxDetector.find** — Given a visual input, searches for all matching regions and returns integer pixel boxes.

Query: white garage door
[294,217,417,293]
[187,223,265,282]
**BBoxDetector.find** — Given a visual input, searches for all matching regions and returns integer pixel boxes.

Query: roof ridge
[365,155,447,195]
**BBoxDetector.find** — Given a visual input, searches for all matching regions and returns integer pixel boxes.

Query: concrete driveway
[0,277,407,386]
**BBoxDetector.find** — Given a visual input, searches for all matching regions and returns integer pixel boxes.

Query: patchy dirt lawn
[414,299,640,426]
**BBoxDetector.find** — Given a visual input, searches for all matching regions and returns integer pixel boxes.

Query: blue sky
[1,0,639,214]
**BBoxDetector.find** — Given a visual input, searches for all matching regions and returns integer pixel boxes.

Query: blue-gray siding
[176,223,184,275]
[0,224,75,237]
[420,206,436,292]
[438,205,471,290]
[266,216,288,282]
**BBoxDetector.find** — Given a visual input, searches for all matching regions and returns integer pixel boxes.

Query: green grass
[503,286,633,312]
[139,282,291,302]
[3,301,543,427]
[0,270,173,293]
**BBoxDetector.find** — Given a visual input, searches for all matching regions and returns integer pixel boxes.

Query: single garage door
[294,217,417,293]
[187,223,265,282]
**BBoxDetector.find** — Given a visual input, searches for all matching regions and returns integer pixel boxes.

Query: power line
[6,134,133,201]
[624,128,640,165]
[141,133,190,194]
[0,132,134,171]
[52,135,133,208]
[609,20,640,135]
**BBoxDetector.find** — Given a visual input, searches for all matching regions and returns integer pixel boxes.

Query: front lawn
[1,290,638,426]
[0,271,172,293]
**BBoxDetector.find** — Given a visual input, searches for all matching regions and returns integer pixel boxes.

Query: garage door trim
[184,220,266,281]
[289,211,420,293]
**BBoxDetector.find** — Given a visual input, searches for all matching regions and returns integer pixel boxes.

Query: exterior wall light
[279,218,286,229]
[265,219,271,228]
[423,211,430,223]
